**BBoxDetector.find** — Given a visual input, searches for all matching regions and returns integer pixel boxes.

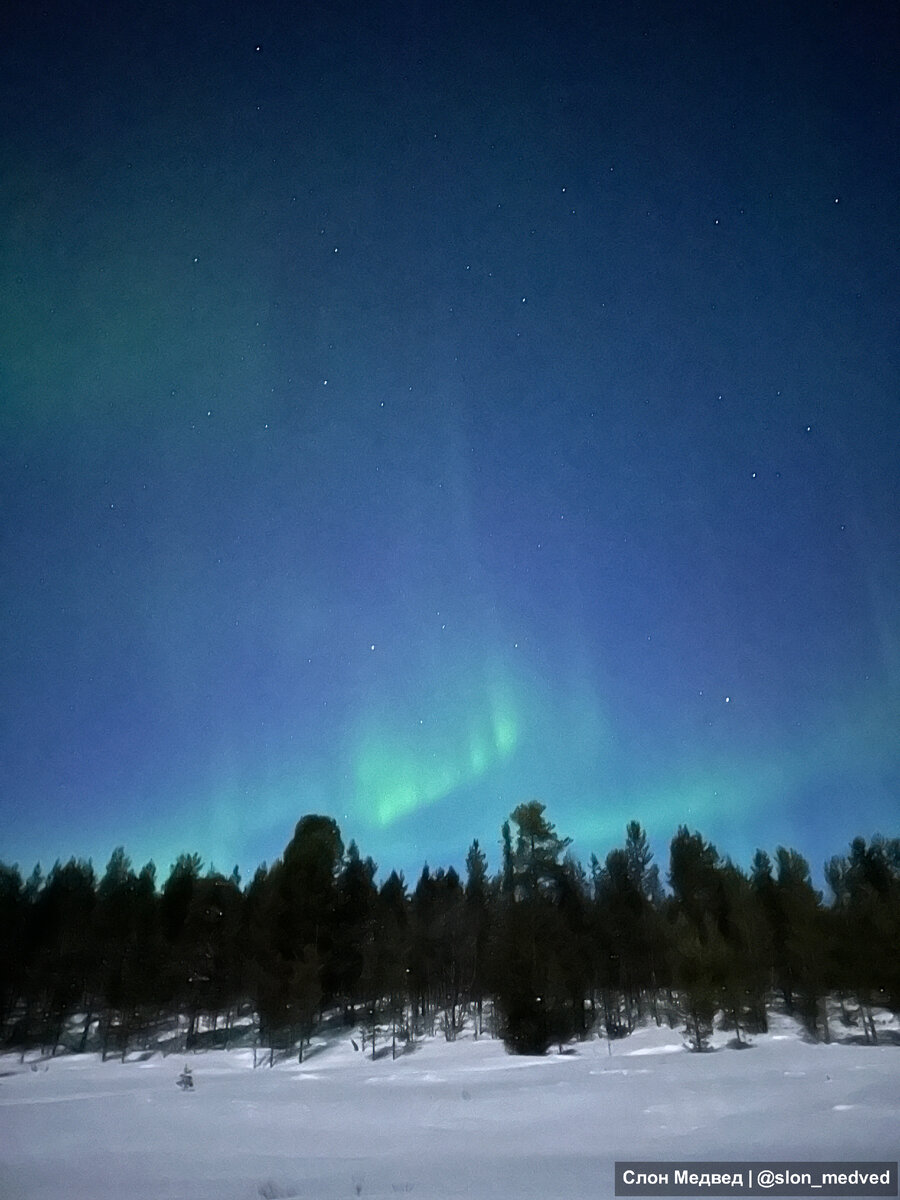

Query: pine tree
[369,871,410,1058]
[31,858,97,1053]
[669,827,721,931]
[500,821,514,897]
[667,828,729,1046]
[161,853,204,1042]
[464,840,492,1037]
[509,801,571,901]
[716,863,771,1038]
[826,835,900,1039]
[331,841,378,1023]
[671,913,725,1051]
[244,863,290,1061]
[179,869,244,1044]
[0,864,26,1032]
[768,847,829,1039]
[290,946,322,1061]
[594,847,651,1033]
[493,803,573,1054]
[276,815,344,991]
[95,848,152,1060]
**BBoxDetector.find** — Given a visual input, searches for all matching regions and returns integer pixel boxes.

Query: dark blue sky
[2,0,898,884]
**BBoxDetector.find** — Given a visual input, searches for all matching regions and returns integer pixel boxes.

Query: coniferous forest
[2,806,898,1062]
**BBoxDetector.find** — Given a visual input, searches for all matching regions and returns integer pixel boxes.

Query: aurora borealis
[2,0,898,883]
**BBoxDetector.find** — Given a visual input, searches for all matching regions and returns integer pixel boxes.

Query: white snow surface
[1,1014,897,1199]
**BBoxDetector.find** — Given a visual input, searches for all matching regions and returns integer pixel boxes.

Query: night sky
[2,0,898,885]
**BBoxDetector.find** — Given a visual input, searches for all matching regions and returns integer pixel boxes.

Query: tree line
[1,805,898,1060]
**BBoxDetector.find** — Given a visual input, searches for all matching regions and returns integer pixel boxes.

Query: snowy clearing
[0,1014,897,1200]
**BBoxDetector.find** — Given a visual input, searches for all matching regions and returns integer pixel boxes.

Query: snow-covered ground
[1,1013,897,1199]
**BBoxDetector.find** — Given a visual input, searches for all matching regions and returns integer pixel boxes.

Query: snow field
[0,1015,897,1200]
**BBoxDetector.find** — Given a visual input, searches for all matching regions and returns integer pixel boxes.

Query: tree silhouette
[1,808,897,1060]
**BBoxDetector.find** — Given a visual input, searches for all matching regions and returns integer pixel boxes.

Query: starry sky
[2,0,898,885]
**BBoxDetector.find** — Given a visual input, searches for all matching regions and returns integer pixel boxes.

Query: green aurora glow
[348,665,522,827]
[1,0,897,886]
